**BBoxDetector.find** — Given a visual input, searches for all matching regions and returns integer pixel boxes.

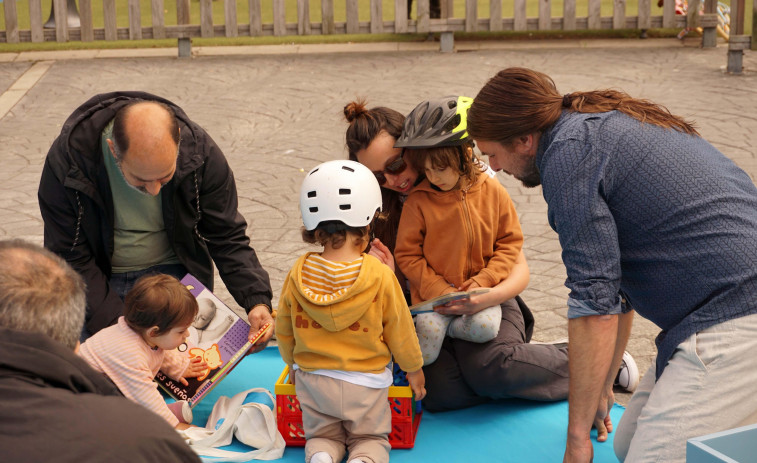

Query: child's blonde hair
[124,274,198,335]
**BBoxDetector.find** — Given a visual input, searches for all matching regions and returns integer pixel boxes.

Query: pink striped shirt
[78,317,190,427]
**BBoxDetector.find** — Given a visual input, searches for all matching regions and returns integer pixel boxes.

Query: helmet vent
[339,188,351,195]
[309,207,318,213]
[341,165,355,173]
[339,204,351,210]
[307,191,317,198]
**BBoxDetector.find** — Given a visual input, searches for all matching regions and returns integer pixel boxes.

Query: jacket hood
[47,91,206,198]
[285,253,385,332]
[0,327,121,396]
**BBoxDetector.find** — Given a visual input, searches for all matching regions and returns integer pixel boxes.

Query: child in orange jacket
[394,96,524,365]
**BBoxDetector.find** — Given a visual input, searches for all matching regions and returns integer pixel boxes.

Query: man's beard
[518,162,541,188]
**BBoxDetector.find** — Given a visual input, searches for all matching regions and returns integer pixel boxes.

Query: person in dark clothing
[38,92,273,345]
[0,239,202,463]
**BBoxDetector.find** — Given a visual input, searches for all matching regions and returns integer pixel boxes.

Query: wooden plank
[3,0,18,43]
[490,0,502,31]
[465,0,477,31]
[587,0,601,29]
[563,0,576,30]
[200,0,213,37]
[418,0,430,33]
[225,0,238,37]
[637,0,651,29]
[662,0,675,28]
[322,0,335,34]
[538,0,551,30]
[29,0,44,43]
[613,0,626,29]
[249,0,262,36]
[370,0,383,33]
[273,0,285,36]
[53,0,68,42]
[442,0,454,18]
[394,0,408,33]
[79,0,94,41]
[104,0,117,41]
[128,0,142,40]
[177,0,190,25]
[297,0,311,35]
[346,0,359,34]
[514,0,526,31]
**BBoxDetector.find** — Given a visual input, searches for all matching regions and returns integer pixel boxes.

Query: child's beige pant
[295,369,391,463]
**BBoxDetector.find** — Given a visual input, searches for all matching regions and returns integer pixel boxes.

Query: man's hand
[180,356,207,386]
[367,238,395,271]
[247,304,274,354]
[595,388,615,442]
[406,369,426,401]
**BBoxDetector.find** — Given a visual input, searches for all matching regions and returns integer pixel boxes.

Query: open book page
[156,274,254,407]
[409,288,490,315]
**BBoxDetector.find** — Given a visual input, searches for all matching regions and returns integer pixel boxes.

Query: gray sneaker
[614,351,640,393]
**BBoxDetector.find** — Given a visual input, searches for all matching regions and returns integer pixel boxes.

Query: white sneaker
[310,452,333,463]
[614,351,640,392]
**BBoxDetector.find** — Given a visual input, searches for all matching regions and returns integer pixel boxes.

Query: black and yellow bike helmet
[394,95,473,149]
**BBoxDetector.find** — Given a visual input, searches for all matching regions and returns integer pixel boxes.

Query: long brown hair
[344,100,406,252]
[468,67,698,146]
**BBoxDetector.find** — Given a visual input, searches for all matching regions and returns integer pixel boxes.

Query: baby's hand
[180,356,208,385]
[406,369,426,401]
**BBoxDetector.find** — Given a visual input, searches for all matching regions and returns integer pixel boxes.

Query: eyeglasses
[373,152,408,186]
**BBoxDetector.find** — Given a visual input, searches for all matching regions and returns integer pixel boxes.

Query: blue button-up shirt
[537,110,757,379]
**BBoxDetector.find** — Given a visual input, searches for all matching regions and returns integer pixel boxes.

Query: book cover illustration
[409,288,490,315]
[155,273,261,407]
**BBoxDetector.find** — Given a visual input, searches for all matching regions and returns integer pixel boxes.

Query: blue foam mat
[188,347,624,462]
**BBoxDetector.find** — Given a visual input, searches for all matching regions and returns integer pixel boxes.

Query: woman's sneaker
[614,351,640,392]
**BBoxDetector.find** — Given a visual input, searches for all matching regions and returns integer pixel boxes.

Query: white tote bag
[180,388,286,462]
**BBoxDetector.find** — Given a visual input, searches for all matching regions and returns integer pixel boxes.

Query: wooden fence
[0,0,750,71]
[3,0,698,44]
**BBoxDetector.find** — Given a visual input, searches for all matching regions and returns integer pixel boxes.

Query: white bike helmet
[300,160,382,231]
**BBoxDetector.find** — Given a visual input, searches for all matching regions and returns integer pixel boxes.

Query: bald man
[38,92,274,347]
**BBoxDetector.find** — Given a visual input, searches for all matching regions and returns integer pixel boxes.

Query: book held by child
[156,274,270,407]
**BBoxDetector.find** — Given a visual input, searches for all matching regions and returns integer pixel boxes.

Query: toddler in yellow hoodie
[276,160,425,463]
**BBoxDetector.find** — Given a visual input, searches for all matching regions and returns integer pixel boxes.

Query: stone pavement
[0,38,755,406]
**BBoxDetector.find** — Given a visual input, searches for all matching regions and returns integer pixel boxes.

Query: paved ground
[0,37,755,406]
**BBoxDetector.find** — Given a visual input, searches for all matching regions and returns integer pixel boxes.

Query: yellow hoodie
[276,252,423,374]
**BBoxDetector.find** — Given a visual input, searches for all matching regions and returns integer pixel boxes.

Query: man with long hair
[468,67,757,463]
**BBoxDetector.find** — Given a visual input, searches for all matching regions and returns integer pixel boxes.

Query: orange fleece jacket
[395,172,524,305]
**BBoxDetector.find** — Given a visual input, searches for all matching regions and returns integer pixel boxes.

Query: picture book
[155,273,271,407]
[409,288,490,315]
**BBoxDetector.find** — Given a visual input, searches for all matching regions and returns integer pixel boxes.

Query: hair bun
[344,100,368,122]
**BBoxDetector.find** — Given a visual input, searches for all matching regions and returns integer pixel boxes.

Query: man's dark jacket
[38,92,272,335]
[0,327,202,463]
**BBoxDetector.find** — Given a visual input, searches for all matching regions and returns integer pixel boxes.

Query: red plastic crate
[275,366,421,449]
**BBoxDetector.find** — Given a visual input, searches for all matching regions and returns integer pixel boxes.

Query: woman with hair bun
[342,99,574,412]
